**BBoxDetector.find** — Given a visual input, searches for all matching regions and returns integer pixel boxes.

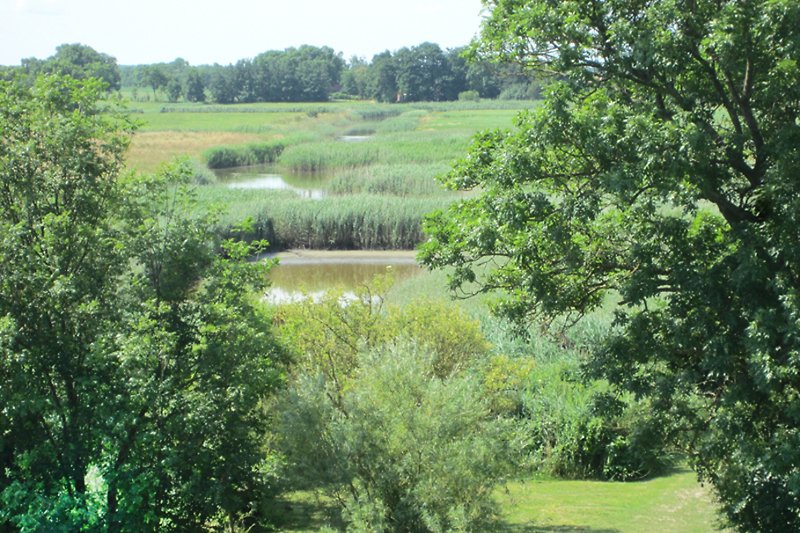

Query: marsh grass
[279,141,384,172]
[126,131,264,172]
[204,140,285,168]
[196,186,449,250]
[328,163,451,196]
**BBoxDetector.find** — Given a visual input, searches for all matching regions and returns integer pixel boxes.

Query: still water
[214,165,327,198]
[264,251,422,305]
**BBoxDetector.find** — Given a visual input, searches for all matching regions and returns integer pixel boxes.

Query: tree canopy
[16,43,121,91]
[420,0,800,530]
[0,75,283,530]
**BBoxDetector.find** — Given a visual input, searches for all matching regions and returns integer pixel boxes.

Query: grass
[269,468,727,532]
[196,187,449,250]
[127,131,263,172]
[120,98,536,250]
[495,468,728,532]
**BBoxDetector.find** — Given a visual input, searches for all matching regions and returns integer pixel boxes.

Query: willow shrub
[273,275,518,531]
[277,342,515,532]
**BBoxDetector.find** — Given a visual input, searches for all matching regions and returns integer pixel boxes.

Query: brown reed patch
[126,131,265,172]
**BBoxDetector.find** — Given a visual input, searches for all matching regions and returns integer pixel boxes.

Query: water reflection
[264,253,422,305]
[214,165,327,198]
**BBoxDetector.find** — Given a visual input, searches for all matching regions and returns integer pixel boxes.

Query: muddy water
[264,251,422,304]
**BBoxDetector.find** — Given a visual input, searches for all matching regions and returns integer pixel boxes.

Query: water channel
[215,133,421,304]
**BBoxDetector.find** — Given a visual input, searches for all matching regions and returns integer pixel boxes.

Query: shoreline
[270,249,419,266]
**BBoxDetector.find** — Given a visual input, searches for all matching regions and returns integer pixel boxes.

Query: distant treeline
[1,42,543,103]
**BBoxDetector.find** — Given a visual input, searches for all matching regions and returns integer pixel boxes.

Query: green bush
[274,277,492,386]
[276,342,514,532]
[523,372,671,481]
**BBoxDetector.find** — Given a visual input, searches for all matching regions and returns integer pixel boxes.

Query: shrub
[523,372,672,481]
[458,90,480,102]
[274,277,493,387]
[276,342,515,532]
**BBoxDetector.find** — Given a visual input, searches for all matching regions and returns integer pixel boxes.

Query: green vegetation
[125,98,530,252]
[421,0,800,530]
[6,1,796,529]
[204,140,285,169]
[0,76,284,530]
[496,468,726,532]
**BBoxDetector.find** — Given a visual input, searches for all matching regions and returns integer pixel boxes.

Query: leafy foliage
[420,0,800,529]
[272,276,513,530]
[277,342,514,532]
[0,76,283,530]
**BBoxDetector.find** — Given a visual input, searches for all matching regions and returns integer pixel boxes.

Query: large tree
[0,75,283,530]
[420,0,800,530]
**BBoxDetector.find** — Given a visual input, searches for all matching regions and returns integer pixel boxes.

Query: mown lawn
[269,468,728,532]
[495,468,728,532]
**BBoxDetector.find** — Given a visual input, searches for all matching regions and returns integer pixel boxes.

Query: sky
[1,0,487,66]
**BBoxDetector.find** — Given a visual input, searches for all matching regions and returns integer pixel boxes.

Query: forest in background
[1,41,543,104]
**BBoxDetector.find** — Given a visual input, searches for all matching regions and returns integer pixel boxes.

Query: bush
[523,372,672,481]
[458,90,480,102]
[276,342,515,532]
[274,276,492,386]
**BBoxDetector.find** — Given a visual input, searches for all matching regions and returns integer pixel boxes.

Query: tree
[420,0,800,530]
[0,75,283,530]
[184,69,205,102]
[165,77,182,102]
[141,65,168,98]
[340,56,371,99]
[48,43,121,91]
[209,65,237,104]
[394,42,456,102]
[369,51,399,103]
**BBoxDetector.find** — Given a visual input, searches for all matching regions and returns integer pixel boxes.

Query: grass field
[125,99,530,173]
[496,469,728,532]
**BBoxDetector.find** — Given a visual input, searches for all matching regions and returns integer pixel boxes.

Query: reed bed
[204,140,285,168]
[278,141,384,172]
[328,163,451,197]
[197,187,450,250]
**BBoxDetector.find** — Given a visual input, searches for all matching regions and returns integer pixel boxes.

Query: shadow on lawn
[264,496,344,532]
[492,525,621,533]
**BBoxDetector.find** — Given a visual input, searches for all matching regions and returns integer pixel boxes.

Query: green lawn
[270,468,727,532]
[495,468,728,532]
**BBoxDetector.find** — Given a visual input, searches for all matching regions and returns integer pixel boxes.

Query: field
[124,99,529,250]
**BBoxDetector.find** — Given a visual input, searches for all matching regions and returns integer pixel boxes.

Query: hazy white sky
[1,0,487,65]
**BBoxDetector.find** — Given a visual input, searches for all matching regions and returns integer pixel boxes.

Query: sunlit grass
[495,468,729,532]
[126,131,264,172]
[270,468,727,532]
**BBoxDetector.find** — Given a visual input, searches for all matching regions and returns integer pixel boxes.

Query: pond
[264,250,423,305]
[214,164,328,198]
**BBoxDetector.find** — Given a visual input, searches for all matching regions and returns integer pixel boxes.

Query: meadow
[125,98,529,251]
